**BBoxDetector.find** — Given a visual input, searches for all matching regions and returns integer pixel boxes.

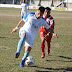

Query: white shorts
[21,11,27,19]
[19,28,34,48]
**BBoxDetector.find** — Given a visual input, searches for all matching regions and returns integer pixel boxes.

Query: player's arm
[26,3,29,10]
[45,28,58,39]
[50,19,58,38]
[44,23,58,39]
[43,20,54,35]
[11,20,24,33]
[20,8,22,14]
[11,12,29,33]
[44,28,53,40]
[53,33,58,38]
[27,6,29,10]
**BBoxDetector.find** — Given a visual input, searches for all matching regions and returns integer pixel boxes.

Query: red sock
[47,42,50,53]
[41,42,45,53]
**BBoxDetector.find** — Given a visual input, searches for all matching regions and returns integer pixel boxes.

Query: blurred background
[0,0,72,11]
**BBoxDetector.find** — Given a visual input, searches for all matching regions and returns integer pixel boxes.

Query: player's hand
[53,33,58,38]
[44,33,49,40]
[11,28,17,33]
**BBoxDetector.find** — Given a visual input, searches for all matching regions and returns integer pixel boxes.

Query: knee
[41,38,45,43]
[21,33,26,37]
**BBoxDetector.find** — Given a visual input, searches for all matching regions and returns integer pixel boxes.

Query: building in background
[0,0,72,11]
[0,0,20,4]
[64,0,72,8]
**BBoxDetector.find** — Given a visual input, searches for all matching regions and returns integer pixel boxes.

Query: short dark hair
[45,7,51,11]
[38,6,45,13]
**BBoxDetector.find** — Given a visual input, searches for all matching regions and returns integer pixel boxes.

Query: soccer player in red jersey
[40,7,58,58]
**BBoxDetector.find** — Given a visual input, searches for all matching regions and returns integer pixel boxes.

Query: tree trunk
[38,0,41,6]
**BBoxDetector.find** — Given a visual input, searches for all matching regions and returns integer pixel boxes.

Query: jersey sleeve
[43,20,50,29]
[22,12,35,22]
[22,12,29,22]
[50,19,55,29]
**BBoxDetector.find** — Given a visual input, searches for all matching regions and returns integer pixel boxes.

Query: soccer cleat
[15,52,20,58]
[41,52,45,58]
[47,52,50,55]
[20,60,25,67]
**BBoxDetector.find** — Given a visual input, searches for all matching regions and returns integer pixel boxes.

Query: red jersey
[40,15,55,30]
[40,15,55,42]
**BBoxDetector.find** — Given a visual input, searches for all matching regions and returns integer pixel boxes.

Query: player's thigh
[25,35,34,48]
[25,45,32,51]
[19,29,26,38]
[21,11,24,16]
[40,30,45,37]
[46,38,51,43]
[40,37,45,42]
[24,12,27,17]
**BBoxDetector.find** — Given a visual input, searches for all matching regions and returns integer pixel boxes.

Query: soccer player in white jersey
[20,0,29,19]
[11,6,57,67]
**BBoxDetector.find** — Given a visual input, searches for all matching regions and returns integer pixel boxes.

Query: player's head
[44,7,51,17]
[22,0,25,3]
[36,6,45,18]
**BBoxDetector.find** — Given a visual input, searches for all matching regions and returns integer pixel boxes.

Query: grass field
[0,7,72,72]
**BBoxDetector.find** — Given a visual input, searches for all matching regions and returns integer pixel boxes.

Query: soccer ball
[25,56,35,65]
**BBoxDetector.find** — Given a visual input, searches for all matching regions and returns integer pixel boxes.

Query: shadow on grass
[0,36,19,39]
[46,60,72,62]
[59,56,72,59]
[35,70,52,72]
[0,37,8,38]
[46,55,72,62]
[31,66,72,72]
[34,55,72,72]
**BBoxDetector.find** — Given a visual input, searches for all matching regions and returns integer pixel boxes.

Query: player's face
[36,10,43,18]
[22,0,25,3]
[44,9,51,17]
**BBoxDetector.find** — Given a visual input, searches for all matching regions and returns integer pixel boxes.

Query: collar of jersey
[35,13,42,19]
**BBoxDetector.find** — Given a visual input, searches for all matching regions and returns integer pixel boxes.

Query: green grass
[0,7,72,72]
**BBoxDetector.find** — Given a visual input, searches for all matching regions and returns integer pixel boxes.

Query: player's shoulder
[24,12,35,19]
[27,12,35,16]
[41,17,48,24]
[50,15,54,19]
[41,16,46,21]
[21,3,28,5]
[25,3,29,5]
[21,3,24,5]
[28,12,35,14]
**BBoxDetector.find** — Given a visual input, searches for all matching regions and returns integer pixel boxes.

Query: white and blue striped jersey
[21,12,50,39]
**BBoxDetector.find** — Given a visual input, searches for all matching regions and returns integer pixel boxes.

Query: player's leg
[20,46,31,67]
[40,30,45,58]
[21,11,24,19]
[46,41,50,55]
[46,34,52,55]
[15,33,26,58]
[24,12,27,17]
[41,37,45,58]
[20,34,34,67]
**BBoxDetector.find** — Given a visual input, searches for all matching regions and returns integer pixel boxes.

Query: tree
[51,0,54,7]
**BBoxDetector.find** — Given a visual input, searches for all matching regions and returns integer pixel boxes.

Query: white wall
[64,0,72,3]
